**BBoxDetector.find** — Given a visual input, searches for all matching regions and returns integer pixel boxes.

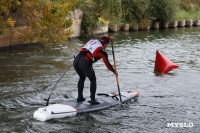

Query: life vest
[80,39,104,61]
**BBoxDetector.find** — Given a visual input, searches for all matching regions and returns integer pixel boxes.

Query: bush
[81,11,98,34]
[0,0,76,44]
[121,0,150,24]
[105,0,122,24]
[78,0,122,34]
[149,0,179,23]
[176,4,200,20]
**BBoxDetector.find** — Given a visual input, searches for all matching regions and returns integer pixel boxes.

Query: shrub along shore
[1,19,200,51]
[1,19,199,51]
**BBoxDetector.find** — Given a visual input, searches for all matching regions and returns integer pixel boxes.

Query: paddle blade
[45,96,51,106]
[154,50,179,74]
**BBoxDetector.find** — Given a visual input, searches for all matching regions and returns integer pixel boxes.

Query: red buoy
[154,50,179,74]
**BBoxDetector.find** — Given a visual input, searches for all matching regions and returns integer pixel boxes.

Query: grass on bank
[176,6,200,20]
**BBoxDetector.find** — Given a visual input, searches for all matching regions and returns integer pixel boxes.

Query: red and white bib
[83,39,104,57]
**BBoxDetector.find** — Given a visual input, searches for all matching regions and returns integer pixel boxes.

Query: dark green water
[0,27,200,132]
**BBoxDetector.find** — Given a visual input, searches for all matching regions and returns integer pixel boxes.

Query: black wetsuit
[73,49,115,101]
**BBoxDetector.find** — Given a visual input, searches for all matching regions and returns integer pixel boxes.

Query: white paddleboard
[33,91,139,121]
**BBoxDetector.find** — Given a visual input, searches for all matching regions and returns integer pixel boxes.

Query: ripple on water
[0,28,200,132]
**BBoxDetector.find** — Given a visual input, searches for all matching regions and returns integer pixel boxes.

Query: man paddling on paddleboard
[73,35,118,104]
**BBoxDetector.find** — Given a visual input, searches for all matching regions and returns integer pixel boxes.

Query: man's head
[99,36,110,48]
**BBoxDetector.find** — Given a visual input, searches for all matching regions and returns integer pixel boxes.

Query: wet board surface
[64,91,139,113]
[33,91,140,121]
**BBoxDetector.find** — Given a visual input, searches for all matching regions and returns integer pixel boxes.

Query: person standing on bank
[73,35,118,104]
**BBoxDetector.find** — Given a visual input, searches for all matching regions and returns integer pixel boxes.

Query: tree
[0,0,76,45]
[76,0,122,34]
[149,0,179,23]
[121,0,150,24]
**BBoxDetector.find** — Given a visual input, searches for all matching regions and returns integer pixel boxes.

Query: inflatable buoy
[154,50,179,74]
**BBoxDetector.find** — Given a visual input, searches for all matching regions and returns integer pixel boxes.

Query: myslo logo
[167,122,194,128]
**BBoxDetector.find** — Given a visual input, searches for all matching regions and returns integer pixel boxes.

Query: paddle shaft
[46,64,73,106]
[111,40,123,104]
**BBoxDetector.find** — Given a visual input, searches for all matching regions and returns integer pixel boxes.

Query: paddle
[111,40,123,104]
[45,64,73,106]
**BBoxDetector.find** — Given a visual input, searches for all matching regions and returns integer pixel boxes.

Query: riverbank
[1,19,200,51]
[111,20,200,32]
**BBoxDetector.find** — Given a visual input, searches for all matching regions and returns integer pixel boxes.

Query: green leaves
[149,0,179,23]
[0,0,76,44]
[121,0,150,24]
[81,11,97,34]
[64,19,73,28]
[79,0,122,34]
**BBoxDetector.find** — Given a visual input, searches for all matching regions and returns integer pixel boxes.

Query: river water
[0,27,200,133]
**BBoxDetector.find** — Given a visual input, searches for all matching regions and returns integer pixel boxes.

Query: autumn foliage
[0,0,76,44]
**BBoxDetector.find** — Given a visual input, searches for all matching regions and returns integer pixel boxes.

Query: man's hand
[115,70,118,77]
[109,35,115,40]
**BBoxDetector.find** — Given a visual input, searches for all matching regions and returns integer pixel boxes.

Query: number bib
[83,39,104,57]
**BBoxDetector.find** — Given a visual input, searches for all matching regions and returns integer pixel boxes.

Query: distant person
[73,35,118,104]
